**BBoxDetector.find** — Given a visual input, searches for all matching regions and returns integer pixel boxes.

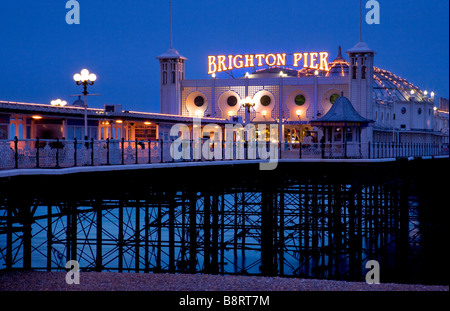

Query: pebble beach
[0,271,448,291]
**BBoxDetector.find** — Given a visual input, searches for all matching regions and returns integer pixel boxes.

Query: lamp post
[51,99,67,107]
[242,96,255,124]
[74,69,97,140]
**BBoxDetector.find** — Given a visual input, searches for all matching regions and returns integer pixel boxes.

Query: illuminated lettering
[217,55,227,72]
[255,54,265,66]
[227,55,233,70]
[233,55,244,69]
[293,53,303,67]
[208,56,217,74]
[207,51,330,74]
[266,54,276,66]
[303,53,309,68]
[310,52,319,69]
[276,53,286,66]
[319,52,329,71]
[244,54,255,67]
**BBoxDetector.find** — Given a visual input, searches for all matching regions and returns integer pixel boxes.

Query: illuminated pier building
[0,43,448,153]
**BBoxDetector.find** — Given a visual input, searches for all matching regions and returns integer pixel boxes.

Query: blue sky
[0,0,448,113]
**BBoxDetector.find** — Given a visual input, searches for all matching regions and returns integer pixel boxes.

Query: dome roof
[156,48,187,60]
[71,96,84,107]
[372,67,431,103]
[346,41,376,54]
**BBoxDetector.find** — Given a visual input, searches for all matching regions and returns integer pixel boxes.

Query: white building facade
[157,42,448,146]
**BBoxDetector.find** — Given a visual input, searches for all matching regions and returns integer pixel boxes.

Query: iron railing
[0,137,447,170]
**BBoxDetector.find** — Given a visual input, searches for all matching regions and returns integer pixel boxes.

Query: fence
[369,142,446,159]
[0,138,447,170]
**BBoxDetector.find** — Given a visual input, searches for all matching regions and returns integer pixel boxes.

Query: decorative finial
[359,0,362,42]
[169,1,173,49]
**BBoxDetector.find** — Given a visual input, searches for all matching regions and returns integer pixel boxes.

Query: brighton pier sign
[207,52,330,74]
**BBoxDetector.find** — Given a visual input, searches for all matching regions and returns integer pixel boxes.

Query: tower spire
[169,1,173,49]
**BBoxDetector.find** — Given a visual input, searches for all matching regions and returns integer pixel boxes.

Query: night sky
[0,0,448,113]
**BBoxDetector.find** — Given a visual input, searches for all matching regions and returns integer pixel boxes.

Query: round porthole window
[295,94,306,106]
[227,95,238,107]
[194,96,205,107]
[329,93,340,104]
[401,107,407,114]
[260,95,271,107]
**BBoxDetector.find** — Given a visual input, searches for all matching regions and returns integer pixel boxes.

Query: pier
[1,156,448,284]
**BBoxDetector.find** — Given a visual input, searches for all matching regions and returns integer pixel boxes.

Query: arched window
[361,66,366,79]
[18,124,23,139]
[163,71,167,85]
[352,66,357,79]
[9,123,15,140]
[172,72,175,84]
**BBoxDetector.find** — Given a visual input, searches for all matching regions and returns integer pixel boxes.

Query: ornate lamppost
[73,69,97,140]
[241,96,255,124]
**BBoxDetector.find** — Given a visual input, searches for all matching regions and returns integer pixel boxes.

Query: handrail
[0,137,447,170]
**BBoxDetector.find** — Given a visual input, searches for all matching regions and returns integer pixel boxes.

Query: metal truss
[0,162,434,283]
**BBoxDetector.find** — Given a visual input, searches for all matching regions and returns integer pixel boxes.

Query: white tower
[346,42,375,119]
[156,2,187,115]
[346,42,376,149]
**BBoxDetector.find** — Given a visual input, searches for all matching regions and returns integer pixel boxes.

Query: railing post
[36,137,40,168]
[56,137,60,168]
[148,139,152,164]
[171,139,175,163]
[135,139,138,164]
[73,138,77,167]
[91,138,94,166]
[121,138,125,165]
[14,136,18,169]
[106,138,110,165]
[299,142,302,159]
[160,139,164,163]
[244,142,247,160]
[344,140,348,159]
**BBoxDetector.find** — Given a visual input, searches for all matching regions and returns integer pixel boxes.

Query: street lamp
[242,96,255,113]
[51,99,67,107]
[74,69,97,140]
[242,96,255,125]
